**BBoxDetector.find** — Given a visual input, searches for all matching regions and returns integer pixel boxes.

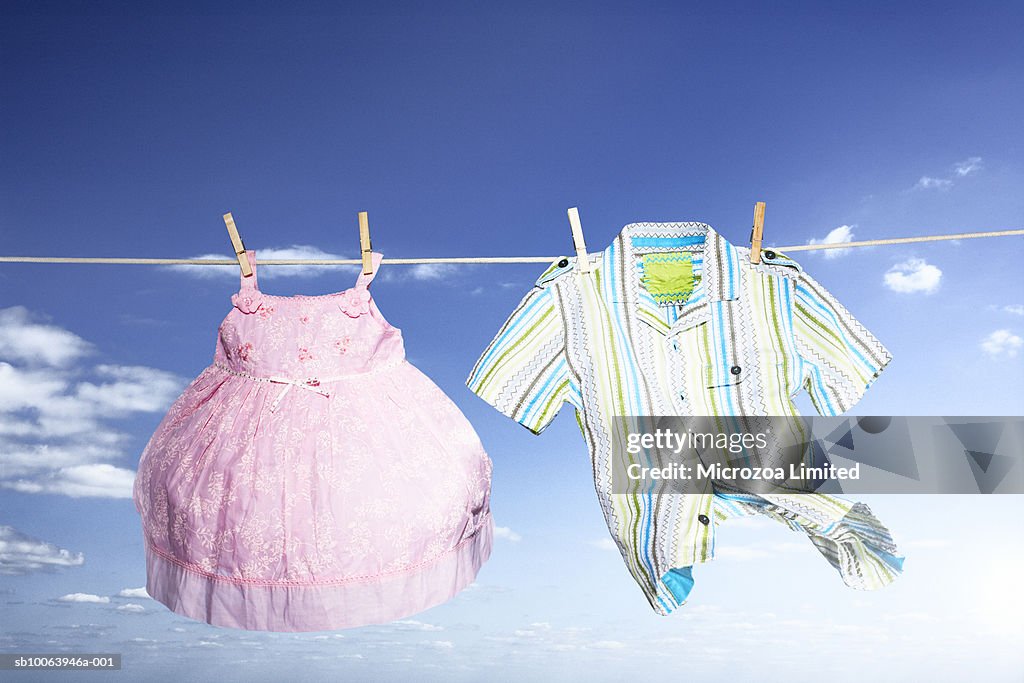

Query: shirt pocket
[701,360,746,389]
[698,360,746,415]
[699,359,796,416]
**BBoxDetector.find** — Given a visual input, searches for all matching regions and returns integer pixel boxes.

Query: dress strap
[354,251,383,289]
[239,250,258,291]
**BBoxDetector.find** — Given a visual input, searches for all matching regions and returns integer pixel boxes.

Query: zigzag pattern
[792,342,864,414]
[493,332,564,420]
[470,221,902,615]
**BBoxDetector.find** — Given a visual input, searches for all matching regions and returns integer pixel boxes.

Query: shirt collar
[601,222,742,336]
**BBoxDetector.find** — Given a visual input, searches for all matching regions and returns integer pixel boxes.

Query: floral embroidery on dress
[237,342,255,362]
[334,335,352,354]
[297,346,314,363]
[338,287,371,317]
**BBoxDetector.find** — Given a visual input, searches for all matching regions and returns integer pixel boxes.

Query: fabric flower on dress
[232,291,264,314]
[338,288,370,318]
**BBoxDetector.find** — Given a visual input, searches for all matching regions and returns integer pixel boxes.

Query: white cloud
[167,246,465,285]
[980,329,1023,359]
[392,620,444,632]
[0,364,181,436]
[0,363,71,413]
[589,538,618,551]
[912,156,982,191]
[913,176,952,191]
[0,308,186,498]
[883,258,942,294]
[77,365,184,415]
[0,525,85,575]
[57,593,110,604]
[491,621,647,656]
[405,263,458,281]
[954,156,983,177]
[807,225,856,259]
[116,603,146,613]
[512,623,553,638]
[1003,305,1024,316]
[493,526,522,542]
[0,307,92,367]
[118,587,150,599]
[0,443,123,478]
[165,245,358,280]
[376,262,463,284]
[4,463,137,499]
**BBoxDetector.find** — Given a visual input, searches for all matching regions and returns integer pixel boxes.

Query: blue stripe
[604,239,661,608]
[661,566,695,603]
[807,363,837,415]
[520,358,566,423]
[722,239,737,298]
[630,235,706,249]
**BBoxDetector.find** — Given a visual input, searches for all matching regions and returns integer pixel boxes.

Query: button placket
[664,334,687,410]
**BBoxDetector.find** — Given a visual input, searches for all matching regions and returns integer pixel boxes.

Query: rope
[0,228,1020,265]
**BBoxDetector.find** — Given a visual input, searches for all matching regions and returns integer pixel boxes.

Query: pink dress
[132,250,493,631]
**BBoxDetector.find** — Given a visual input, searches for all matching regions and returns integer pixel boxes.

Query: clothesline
[0,228,1021,265]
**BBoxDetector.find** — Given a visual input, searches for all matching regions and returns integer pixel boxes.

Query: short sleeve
[791,271,893,416]
[466,285,575,434]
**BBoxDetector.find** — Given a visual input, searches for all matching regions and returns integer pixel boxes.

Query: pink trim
[144,513,493,632]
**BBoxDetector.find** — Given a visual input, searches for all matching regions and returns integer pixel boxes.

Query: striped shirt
[467,222,903,614]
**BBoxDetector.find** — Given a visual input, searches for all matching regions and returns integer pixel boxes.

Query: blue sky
[2,2,1023,681]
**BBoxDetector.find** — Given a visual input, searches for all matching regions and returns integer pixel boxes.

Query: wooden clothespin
[749,201,766,264]
[358,211,374,276]
[223,212,253,277]
[567,206,590,273]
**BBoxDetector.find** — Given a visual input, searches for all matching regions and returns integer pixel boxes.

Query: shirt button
[698,514,710,526]
[763,250,776,259]
[557,258,569,268]
[730,365,742,376]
